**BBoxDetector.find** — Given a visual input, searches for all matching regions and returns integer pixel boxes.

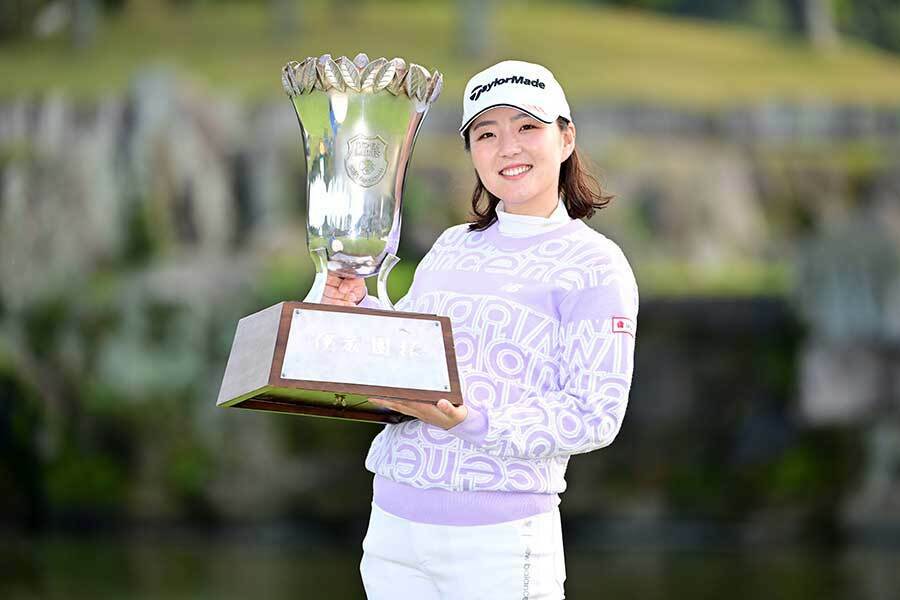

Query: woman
[324,60,639,600]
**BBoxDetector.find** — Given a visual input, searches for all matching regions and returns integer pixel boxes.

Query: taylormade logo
[469,75,546,102]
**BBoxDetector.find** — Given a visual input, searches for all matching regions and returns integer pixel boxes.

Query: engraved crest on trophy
[345,135,388,187]
[216,53,461,424]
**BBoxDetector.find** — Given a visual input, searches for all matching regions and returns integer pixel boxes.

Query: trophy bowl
[284,53,443,307]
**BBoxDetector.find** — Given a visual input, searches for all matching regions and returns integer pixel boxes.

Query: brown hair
[463,117,614,232]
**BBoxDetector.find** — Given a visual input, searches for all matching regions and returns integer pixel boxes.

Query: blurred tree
[0,0,50,41]
[780,0,837,50]
[776,0,839,49]
[71,0,99,49]
[587,0,900,53]
[836,0,900,53]
[800,0,837,49]
[0,0,125,46]
[0,370,45,530]
[456,0,493,59]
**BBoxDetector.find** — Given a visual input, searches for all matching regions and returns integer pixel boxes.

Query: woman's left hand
[369,397,468,430]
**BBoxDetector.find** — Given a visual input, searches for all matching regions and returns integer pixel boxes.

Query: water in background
[2,534,899,599]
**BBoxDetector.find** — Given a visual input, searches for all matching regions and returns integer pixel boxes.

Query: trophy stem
[304,247,329,303]
[377,253,400,310]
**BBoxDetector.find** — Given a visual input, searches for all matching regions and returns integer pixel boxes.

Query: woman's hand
[322,272,367,306]
[369,398,468,430]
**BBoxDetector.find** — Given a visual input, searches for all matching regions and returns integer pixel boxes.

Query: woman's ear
[561,122,576,162]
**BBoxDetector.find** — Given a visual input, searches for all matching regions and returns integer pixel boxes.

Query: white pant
[360,502,566,599]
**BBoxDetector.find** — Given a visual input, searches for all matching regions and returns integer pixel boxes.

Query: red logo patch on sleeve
[611,316,636,336]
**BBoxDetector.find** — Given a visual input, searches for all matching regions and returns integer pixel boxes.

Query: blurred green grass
[2,0,900,105]
[635,258,791,297]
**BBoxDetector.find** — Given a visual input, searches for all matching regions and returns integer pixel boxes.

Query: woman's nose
[498,134,521,157]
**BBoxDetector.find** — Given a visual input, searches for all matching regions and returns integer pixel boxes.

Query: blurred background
[2,0,900,597]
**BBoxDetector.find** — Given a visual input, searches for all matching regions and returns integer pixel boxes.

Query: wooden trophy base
[216,301,462,424]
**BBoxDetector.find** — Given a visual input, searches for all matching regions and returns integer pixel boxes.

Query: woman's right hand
[322,272,367,306]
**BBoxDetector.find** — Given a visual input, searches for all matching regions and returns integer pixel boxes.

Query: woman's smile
[499,163,533,179]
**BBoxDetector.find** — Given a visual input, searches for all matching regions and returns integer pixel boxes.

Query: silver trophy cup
[283,53,443,308]
[215,54,461,423]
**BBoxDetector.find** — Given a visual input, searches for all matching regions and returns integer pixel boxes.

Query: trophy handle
[377,253,400,311]
[304,247,329,303]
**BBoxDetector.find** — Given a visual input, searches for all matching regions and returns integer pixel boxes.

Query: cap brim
[458,104,556,138]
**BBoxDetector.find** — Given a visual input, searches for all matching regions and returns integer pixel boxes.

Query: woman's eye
[476,132,494,140]
[521,124,536,131]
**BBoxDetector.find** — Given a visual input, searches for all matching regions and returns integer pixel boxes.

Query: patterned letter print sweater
[361,215,639,526]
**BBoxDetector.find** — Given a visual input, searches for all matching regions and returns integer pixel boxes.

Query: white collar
[495,197,573,238]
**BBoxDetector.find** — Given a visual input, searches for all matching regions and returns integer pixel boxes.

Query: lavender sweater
[360,215,638,525]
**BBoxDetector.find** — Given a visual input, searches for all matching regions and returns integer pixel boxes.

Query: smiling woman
[324,60,639,600]
[461,62,614,232]
[467,107,571,217]
[465,109,614,227]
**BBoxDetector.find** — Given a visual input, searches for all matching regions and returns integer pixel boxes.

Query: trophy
[216,53,462,424]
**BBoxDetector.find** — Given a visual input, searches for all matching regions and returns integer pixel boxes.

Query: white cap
[459,60,572,139]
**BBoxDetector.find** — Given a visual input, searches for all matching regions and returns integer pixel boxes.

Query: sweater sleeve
[355,281,414,311]
[357,294,390,310]
[448,251,639,459]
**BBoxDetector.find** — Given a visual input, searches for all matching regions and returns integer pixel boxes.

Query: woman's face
[468,107,575,216]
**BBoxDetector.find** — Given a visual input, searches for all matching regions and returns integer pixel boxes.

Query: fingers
[324,281,363,304]
[370,397,409,412]
[437,399,467,422]
[320,295,356,307]
[369,398,467,429]
[321,273,367,306]
[321,284,355,305]
[326,272,365,291]
[369,397,422,419]
[338,277,365,294]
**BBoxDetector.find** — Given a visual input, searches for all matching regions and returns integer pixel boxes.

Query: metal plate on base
[281,307,451,392]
